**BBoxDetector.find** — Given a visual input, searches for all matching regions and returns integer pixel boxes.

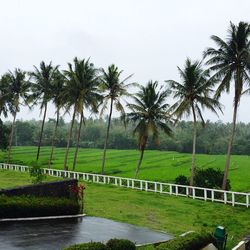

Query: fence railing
[0,163,249,208]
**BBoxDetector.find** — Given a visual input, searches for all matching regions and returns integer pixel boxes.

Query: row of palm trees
[0,21,249,190]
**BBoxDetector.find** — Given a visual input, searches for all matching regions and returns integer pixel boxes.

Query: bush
[64,242,108,250]
[175,175,189,186]
[155,232,215,250]
[106,239,136,250]
[194,168,231,190]
[0,195,80,218]
[29,163,46,184]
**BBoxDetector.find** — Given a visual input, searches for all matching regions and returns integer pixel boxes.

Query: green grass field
[1,146,249,192]
[0,170,249,249]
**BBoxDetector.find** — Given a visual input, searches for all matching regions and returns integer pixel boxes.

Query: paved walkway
[0,216,173,250]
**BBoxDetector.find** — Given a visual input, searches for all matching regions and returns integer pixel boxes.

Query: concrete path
[0,216,173,250]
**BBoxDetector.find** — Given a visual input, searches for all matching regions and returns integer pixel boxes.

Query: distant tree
[30,61,59,161]
[0,76,13,119]
[204,21,250,190]
[127,81,173,178]
[63,58,101,170]
[99,64,134,174]
[166,58,222,186]
[2,69,30,162]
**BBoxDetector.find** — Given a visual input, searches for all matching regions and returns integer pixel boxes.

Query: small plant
[69,183,85,213]
[29,163,46,184]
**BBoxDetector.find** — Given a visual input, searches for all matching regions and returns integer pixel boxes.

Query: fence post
[246,194,249,208]
[145,181,148,191]
[169,184,172,195]
[127,179,130,188]
[232,193,235,207]
[192,188,195,199]
[204,189,207,201]
[224,192,227,204]
[211,190,214,202]
[140,181,143,190]
[160,183,163,193]
[132,180,134,189]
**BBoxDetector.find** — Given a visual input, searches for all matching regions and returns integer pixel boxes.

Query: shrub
[155,232,215,250]
[194,168,231,190]
[175,175,189,186]
[106,238,136,250]
[64,242,107,250]
[29,163,46,184]
[0,195,80,218]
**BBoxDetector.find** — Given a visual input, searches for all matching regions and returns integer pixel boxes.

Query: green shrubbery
[64,242,108,250]
[0,195,80,218]
[155,232,215,250]
[175,168,231,190]
[64,239,136,250]
[106,238,136,250]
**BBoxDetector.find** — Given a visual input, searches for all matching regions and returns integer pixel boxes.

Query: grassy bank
[1,146,250,192]
[0,170,249,249]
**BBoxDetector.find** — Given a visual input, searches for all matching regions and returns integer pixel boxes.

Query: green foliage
[106,238,136,250]
[155,232,215,250]
[175,175,189,185]
[0,195,80,218]
[29,163,46,184]
[194,168,231,190]
[63,242,108,250]
[0,120,10,150]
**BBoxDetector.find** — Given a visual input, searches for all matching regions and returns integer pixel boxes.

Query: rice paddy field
[1,146,249,192]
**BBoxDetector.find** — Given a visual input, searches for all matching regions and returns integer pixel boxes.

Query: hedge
[155,232,215,250]
[64,242,108,250]
[64,239,136,250]
[0,195,80,218]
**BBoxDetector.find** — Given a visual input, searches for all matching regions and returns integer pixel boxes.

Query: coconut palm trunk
[7,111,17,163]
[64,105,76,170]
[101,99,113,175]
[72,111,84,171]
[222,93,239,190]
[134,138,147,179]
[36,103,47,160]
[48,108,60,168]
[190,103,197,186]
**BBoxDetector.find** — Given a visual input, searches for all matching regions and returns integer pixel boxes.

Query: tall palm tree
[99,64,134,175]
[63,57,101,171]
[166,58,222,186]
[204,21,250,190]
[127,81,173,179]
[48,70,65,168]
[2,69,30,163]
[30,61,59,161]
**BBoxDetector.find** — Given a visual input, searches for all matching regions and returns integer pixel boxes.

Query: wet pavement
[0,216,173,250]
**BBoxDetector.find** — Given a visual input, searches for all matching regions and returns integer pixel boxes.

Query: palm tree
[204,21,250,190]
[0,76,13,119]
[166,58,222,186]
[63,57,101,171]
[127,81,173,179]
[30,61,59,161]
[2,69,30,163]
[99,64,134,175]
[48,70,65,168]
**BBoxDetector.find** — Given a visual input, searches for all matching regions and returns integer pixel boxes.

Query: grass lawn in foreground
[1,146,250,192]
[0,170,249,249]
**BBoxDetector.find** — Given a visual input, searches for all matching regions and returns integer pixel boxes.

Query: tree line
[4,118,250,155]
[0,21,250,190]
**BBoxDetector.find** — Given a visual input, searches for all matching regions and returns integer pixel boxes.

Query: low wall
[0,179,78,199]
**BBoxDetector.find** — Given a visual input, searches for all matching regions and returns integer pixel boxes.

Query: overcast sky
[1,0,250,123]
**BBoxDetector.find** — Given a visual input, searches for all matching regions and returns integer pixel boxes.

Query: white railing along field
[0,163,249,208]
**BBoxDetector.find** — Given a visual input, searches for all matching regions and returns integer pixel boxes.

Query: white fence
[0,163,249,208]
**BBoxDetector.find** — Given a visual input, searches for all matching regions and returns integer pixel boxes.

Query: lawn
[0,170,249,249]
[1,146,250,192]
